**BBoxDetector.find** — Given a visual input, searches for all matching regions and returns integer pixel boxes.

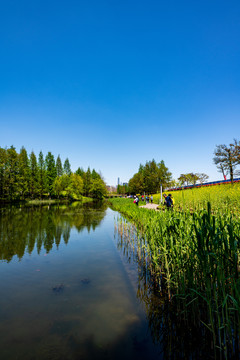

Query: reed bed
[109,196,240,359]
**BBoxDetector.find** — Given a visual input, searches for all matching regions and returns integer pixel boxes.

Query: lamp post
[160,183,162,204]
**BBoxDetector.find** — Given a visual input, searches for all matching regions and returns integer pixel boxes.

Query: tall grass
[109,197,240,359]
[154,182,240,213]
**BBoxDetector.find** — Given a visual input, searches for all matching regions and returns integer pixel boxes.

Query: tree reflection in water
[115,216,226,360]
[0,202,107,262]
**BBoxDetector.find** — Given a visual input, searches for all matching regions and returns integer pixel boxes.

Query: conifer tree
[83,167,92,196]
[29,151,39,198]
[5,146,19,200]
[18,146,30,199]
[0,147,7,199]
[91,168,101,180]
[56,155,63,177]
[63,158,71,176]
[38,151,46,199]
[75,167,84,177]
[45,152,56,197]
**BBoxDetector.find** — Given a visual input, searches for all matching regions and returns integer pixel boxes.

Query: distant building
[117,177,120,186]
[123,182,128,187]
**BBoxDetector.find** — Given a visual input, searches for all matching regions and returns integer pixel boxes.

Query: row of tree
[177,173,209,186]
[128,159,172,194]
[0,146,107,202]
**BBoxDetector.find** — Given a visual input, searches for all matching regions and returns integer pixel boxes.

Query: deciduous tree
[213,140,240,184]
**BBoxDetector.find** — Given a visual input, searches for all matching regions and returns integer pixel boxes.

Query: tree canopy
[129,159,172,194]
[213,139,240,184]
[178,173,209,186]
[0,146,107,202]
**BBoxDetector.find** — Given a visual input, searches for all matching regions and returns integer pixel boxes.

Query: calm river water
[0,202,163,360]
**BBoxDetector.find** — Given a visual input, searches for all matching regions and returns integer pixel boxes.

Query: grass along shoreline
[109,195,240,358]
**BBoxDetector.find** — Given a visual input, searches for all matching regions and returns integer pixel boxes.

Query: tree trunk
[230,164,234,184]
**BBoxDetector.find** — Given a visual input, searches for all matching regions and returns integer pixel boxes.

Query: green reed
[109,198,240,358]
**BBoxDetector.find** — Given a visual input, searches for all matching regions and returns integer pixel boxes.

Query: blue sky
[1,0,240,185]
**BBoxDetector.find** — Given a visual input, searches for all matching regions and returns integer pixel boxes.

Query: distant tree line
[117,184,129,195]
[128,159,172,194]
[0,145,107,202]
[177,173,209,186]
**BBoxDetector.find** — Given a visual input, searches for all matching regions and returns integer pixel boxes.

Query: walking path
[139,203,159,210]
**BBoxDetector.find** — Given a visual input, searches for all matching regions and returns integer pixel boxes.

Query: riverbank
[27,196,93,205]
[109,197,240,359]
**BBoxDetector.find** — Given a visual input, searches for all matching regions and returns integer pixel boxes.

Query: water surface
[0,203,161,360]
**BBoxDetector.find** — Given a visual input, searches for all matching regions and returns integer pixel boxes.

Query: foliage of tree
[38,151,46,199]
[117,184,129,195]
[29,151,39,198]
[129,159,172,194]
[128,172,145,194]
[90,178,107,199]
[178,173,209,186]
[63,158,71,176]
[197,173,209,184]
[75,167,84,177]
[45,152,57,197]
[18,146,30,199]
[0,147,7,199]
[213,139,240,184]
[6,146,19,201]
[83,167,92,197]
[0,145,107,202]
[56,155,63,177]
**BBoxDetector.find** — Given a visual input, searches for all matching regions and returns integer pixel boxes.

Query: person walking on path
[163,193,167,206]
[150,195,153,204]
[134,195,139,206]
[166,194,173,209]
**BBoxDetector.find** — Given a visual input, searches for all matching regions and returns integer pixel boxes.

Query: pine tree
[45,152,57,198]
[38,151,46,199]
[91,168,101,180]
[0,147,7,199]
[56,155,63,177]
[5,146,19,201]
[18,146,30,199]
[29,151,39,198]
[63,158,71,176]
[83,167,92,196]
[75,167,84,177]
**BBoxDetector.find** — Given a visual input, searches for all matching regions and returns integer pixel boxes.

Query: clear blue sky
[1,0,240,185]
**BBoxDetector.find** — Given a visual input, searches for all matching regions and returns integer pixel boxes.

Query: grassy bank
[109,197,240,358]
[153,182,240,213]
[26,196,93,205]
